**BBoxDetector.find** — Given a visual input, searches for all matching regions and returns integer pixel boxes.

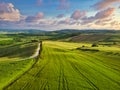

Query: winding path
[29,43,41,59]
[3,42,42,90]
[16,43,41,61]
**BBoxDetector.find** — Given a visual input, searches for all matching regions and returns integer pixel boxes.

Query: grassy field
[0,59,35,89]
[0,42,38,61]
[0,40,39,90]
[3,41,120,90]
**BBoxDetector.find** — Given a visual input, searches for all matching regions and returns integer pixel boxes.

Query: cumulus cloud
[57,17,79,25]
[0,3,21,21]
[95,18,112,26]
[25,12,44,23]
[58,18,70,24]
[71,10,86,20]
[92,0,120,10]
[56,14,64,18]
[82,8,115,24]
[111,21,120,25]
[94,7,115,19]
[0,1,119,30]
[110,21,120,29]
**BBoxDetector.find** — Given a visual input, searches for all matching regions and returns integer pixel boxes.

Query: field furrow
[3,41,120,90]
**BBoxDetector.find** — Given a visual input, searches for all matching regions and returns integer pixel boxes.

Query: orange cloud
[92,0,120,10]
[95,7,115,19]
[82,8,115,24]
[71,10,86,20]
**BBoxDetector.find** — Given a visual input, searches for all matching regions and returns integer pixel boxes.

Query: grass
[4,41,120,90]
[0,40,39,90]
[0,38,13,41]
[0,59,35,90]
[0,42,38,61]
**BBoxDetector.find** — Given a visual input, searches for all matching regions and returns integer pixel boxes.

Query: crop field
[2,41,120,90]
[0,0,120,89]
[0,42,38,61]
[0,41,38,89]
[0,59,35,89]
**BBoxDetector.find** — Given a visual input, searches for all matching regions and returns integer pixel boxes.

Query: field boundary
[3,42,42,90]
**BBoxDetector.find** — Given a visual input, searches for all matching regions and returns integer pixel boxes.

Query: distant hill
[52,29,120,43]
[0,29,46,34]
[69,34,114,42]
[0,29,119,34]
[0,29,120,43]
[51,29,120,43]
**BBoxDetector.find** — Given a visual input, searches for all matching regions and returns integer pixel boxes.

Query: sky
[0,0,120,30]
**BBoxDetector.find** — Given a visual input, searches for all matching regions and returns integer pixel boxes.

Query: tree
[91,43,98,47]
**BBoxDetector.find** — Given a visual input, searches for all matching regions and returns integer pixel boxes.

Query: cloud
[0,2,21,21]
[58,18,70,24]
[25,12,44,23]
[82,8,115,24]
[95,18,112,26]
[94,7,115,19]
[0,1,119,30]
[111,21,120,25]
[57,0,70,10]
[56,14,64,18]
[71,10,86,20]
[57,18,79,25]
[92,0,120,10]
[110,21,120,29]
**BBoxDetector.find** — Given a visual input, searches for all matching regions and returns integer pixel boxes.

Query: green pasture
[4,41,120,90]
[0,59,35,89]
[0,42,37,61]
[0,41,38,89]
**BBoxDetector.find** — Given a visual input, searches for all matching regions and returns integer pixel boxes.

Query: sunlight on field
[0,38,13,41]
[0,57,20,62]
[0,59,35,89]
[0,42,39,90]
[44,41,91,49]
[91,46,120,51]
[4,41,120,90]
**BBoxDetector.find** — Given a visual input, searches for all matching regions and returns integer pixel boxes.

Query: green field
[2,41,120,90]
[0,30,120,90]
[0,41,39,89]
[0,59,35,89]
[0,42,37,61]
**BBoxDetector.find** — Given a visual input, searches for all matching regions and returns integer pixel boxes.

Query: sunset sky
[0,0,120,30]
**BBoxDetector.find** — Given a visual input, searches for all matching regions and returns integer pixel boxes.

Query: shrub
[82,45,85,47]
[91,43,98,47]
